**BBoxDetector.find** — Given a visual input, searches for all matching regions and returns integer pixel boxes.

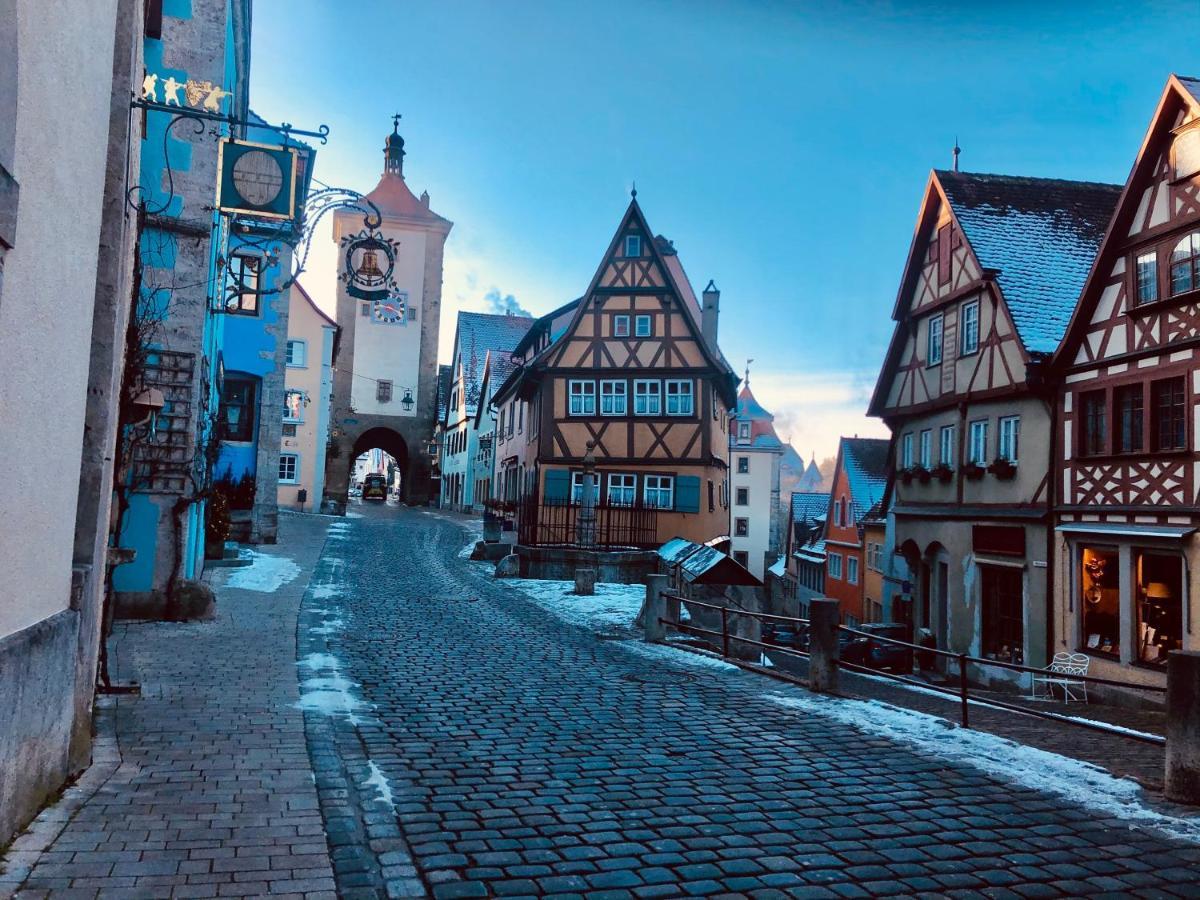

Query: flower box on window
[987,458,1017,480]
[912,465,931,484]
[930,463,954,483]
[962,462,986,480]
[898,467,914,485]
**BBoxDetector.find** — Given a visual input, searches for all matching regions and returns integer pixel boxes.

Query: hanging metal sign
[216,139,299,221]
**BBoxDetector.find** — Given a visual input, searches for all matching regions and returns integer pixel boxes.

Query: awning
[1056,522,1197,540]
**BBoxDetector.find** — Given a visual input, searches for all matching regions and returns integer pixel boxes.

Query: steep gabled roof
[1055,74,1200,368]
[839,437,890,521]
[291,281,336,328]
[933,171,1121,355]
[791,491,831,525]
[452,311,534,417]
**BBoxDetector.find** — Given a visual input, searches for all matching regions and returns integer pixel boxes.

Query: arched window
[1170,232,1200,296]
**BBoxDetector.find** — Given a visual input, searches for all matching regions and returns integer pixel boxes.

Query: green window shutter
[675,475,700,513]
[543,469,570,503]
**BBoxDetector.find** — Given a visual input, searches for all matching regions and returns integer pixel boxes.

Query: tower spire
[384,113,406,176]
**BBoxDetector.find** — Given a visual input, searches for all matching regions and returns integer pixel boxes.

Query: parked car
[762,621,809,651]
[839,623,912,673]
[362,473,388,502]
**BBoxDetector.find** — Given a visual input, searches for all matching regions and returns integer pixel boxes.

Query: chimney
[702,280,720,353]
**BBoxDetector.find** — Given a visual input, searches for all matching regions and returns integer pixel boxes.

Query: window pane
[1116,384,1143,452]
[928,314,943,365]
[1152,377,1186,451]
[1081,390,1107,456]
[1136,252,1158,305]
[940,425,955,466]
[1135,550,1183,667]
[1080,546,1119,656]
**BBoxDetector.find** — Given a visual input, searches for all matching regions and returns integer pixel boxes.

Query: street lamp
[401,388,414,411]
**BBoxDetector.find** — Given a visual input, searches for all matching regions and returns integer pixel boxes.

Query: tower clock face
[372,292,408,325]
[231,149,285,206]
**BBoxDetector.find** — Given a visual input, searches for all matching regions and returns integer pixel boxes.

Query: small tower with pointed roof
[323,117,455,511]
[729,364,785,579]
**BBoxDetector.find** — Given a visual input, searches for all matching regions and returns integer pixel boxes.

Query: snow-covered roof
[767,556,786,578]
[435,364,452,423]
[791,491,830,525]
[936,171,1121,355]
[454,311,534,415]
[841,437,890,521]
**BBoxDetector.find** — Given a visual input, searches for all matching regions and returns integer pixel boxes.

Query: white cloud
[748,369,891,460]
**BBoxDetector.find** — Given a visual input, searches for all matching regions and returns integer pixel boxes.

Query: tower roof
[359,116,451,228]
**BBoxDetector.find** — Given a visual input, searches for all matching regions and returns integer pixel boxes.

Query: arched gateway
[321,118,453,513]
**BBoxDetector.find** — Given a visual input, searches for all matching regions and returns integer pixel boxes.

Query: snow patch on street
[623,639,741,673]
[310,617,344,636]
[362,760,395,810]
[459,540,478,559]
[296,652,369,725]
[768,692,1200,844]
[226,550,301,592]
[501,577,645,632]
[311,584,343,600]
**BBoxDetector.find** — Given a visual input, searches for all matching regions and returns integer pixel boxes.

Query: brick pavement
[1,511,337,899]
[299,505,1200,898]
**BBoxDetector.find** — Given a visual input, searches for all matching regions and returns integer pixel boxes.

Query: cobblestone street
[8,504,1200,899]
[301,505,1200,899]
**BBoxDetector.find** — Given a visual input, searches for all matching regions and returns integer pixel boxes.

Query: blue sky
[250,0,1194,460]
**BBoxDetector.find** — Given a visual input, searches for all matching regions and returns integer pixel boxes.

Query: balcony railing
[516,496,659,550]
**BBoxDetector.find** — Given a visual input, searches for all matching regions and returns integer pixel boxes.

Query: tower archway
[349,426,410,501]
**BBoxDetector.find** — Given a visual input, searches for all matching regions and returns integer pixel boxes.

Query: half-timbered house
[1051,75,1200,687]
[870,169,1120,673]
[490,197,739,546]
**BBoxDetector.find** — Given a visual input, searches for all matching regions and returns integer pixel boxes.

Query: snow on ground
[296,651,369,724]
[623,639,742,673]
[362,760,396,811]
[768,692,1200,844]
[501,577,644,632]
[225,550,301,592]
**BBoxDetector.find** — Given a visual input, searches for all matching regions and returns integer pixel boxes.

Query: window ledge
[1076,449,1192,463]
[1128,287,1200,316]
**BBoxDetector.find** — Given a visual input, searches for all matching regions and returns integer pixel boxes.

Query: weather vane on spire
[631,180,637,199]
[745,358,753,386]
[392,112,402,132]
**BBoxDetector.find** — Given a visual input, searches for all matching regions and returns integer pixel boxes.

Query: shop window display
[1080,546,1119,656]
[1135,551,1183,667]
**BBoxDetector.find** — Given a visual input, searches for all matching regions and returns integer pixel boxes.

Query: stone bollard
[575,567,597,596]
[643,574,668,642]
[1166,650,1200,803]
[808,598,840,693]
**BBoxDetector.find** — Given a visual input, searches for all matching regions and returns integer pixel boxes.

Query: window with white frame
[665,379,694,416]
[634,380,661,415]
[901,432,913,468]
[600,380,627,415]
[643,474,674,509]
[284,389,304,423]
[635,314,652,337]
[737,420,750,441]
[571,471,599,504]
[919,429,932,468]
[828,553,843,580]
[568,380,596,415]
[625,234,641,257]
[961,299,980,355]
[998,415,1020,463]
[286,339,307,367]
[969,419,989,464]
[927,313,943,365]
[939,424,956,467]
[278,453,298,483]
[607,473,636,506]
[735,517,749,537]
[614,314,630,337]
[847,557,859,585]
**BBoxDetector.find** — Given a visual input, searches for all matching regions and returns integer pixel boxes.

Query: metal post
[808,599,840,693]
[721,606,730,658]
[1166,650,1200,803]
[958,653,970,728]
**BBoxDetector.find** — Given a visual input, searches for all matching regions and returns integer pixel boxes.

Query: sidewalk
[0,512,337,899]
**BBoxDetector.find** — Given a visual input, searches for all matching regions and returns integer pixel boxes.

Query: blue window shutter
[675,475,700,513]
[543,469,570,503]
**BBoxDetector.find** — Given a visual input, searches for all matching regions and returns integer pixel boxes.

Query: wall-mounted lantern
[401,388,415,411]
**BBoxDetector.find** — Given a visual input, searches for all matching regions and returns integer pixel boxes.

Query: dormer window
[1170,232,1200,296]
[624,235,641,258]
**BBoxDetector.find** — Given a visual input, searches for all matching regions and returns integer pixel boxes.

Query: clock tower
[323,118,453,510]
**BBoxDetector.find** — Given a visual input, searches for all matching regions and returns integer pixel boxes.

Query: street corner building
[1050,75,1200,690]
[869,165,1120,678]
[0,0,145,846]
[323,119,452,510]
[489,196,740,549]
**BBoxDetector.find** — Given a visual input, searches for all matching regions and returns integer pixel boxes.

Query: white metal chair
[1030,652,1090,703]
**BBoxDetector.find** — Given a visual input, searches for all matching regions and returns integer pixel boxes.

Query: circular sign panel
[231,149,284,207]
[346,237,395,289]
